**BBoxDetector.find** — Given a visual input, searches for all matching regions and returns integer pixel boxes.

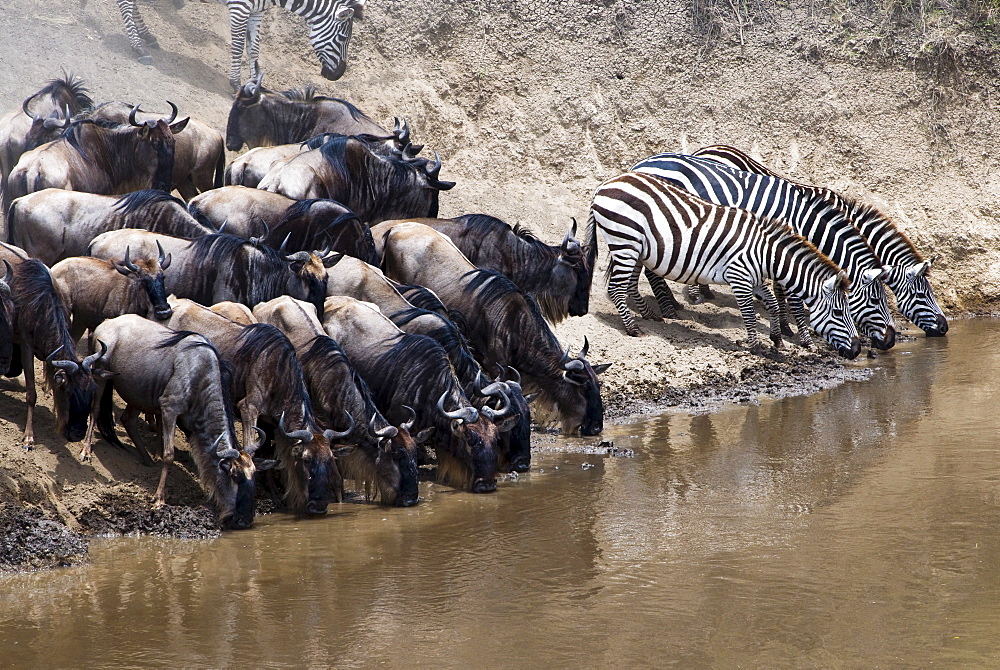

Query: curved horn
[46,345,79,373]
[426,152,442,178]
[285,251,311,263]
[564,359,585,372]
[278,232,291,254]
[278,411,313,443]
[400,405,416,432]
[579,335,590,359]
[128,103,143,127]
[559,344,572,366]
[163,101,178,124]
[82,339,108,373]
[370,414,398,439]
[480,381,509,398]
[156,241,172,270]
[2,259,13,286]
[245,425,267,455]
[506,366,521,386]
[480,390,511,422]
[216,220,228,235]
[21,96,41,121]
[121,246,139,273]
[214,434,240,460]
[323,412,355,441]
[562,217,579,250]
[437,391,478,423]
[399,117,411,145]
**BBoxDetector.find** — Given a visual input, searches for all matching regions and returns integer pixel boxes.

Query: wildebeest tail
[213,146,226,189]
[5,196,19,244]
[97,381,128,450]
[2,171,28,237]
[187,201,215,229]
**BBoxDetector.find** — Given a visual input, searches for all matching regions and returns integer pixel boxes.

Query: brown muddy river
[3,320,1000,667]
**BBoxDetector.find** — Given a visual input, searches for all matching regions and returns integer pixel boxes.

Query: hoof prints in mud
[79,493,221,539]
[0,504,89,572]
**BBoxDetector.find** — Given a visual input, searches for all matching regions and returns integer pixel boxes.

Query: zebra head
[849,267,896,351]
[806,270,861,359]
[885,259,948,337]
[309,0,366,81]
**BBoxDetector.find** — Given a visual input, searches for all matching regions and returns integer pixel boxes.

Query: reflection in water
[3,321,1000,667]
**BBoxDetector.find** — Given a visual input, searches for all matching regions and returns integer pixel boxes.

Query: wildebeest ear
[335,446,357,456]
[415,427,434,444]
[592,363,612,375]
[95,369,118,380]
[322,252,345,268]
[496,415,519,432]
[169,117,190,134]
[254,458,279,471]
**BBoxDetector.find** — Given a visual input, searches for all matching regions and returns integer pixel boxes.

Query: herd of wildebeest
[0,72,946,531]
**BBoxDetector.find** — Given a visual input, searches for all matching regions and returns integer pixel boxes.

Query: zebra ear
[908,260,931,278]
[862,267,885,284]
[335,6,355,20]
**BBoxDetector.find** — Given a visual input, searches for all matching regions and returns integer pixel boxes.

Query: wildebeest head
[483,367,533,473]
[112,244,173,321]
[0,261,14,375]
[545,337,610,437]
[205,432,267,530]
[274,411,344,516]
[265,200,377,264]
[561,218,597,318]
[280,243,329,315]
[45,343,104,443]
[21,73,93,152]
[437,391,499,493]
[342,408,426,507]
[125,103,189,192]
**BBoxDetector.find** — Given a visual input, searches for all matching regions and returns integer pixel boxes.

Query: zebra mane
[827,191,924,262]
[758,214,846,281]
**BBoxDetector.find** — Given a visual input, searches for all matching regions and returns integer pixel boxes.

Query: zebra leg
[773,283,796,337]
[699,283,716,300]
[753,284,785,349]
[726,275,763,353]
[685,284,704,304]
[787,294,814,349]
[247,12,264,77]
[116,0,153,63]
[229,5,252,91]
[629,268,659,321]
[607,254,643,336]
[643,269,679,319]
[131,2,159,48]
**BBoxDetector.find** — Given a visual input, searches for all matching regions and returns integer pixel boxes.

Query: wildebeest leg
[80,377,106,461]
[122,404,156,466]
[643,269,680,319]
[153,410,179,508]
[237,399,259,449]
[20,344,36,449]
[115,0,154,64]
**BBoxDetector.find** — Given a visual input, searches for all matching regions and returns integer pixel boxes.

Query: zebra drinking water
[590,171,861,359]
[692,145,949,337]
[630,153,897,350]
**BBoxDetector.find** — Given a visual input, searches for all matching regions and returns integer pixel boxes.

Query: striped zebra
[114,0,364,91]
[693,145,949,336]
[227,0,365,91]
[630,153,897,350]
[590,171,861,359]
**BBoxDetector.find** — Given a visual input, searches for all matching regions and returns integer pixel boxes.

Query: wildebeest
[322,295,502,493]
[92,315,274,528]
[188,188,376,261]
[7,188,212,265]
[211,301,256,325]
[0,244,101,449]
[51,245,173,340]
[3,104,189,215]
[254,296,423,506]
[376,221,610,436]
[166,297,342,514]
[259,134,455,224]
[225,144,306,188]
[226,77,389,151]
[88,230,195,267]
[155,233,329,316]
[0,74,93,199]
[84,101,225,199]
[325,254,531,471]
[416,214,599,323]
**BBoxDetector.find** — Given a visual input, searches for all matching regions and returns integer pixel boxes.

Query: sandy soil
[0,0,995,569]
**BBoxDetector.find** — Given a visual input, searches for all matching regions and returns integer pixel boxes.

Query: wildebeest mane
[391,306,481,385]
[394,283,448,315]
[29,73,93,113]
[235,323,315,422]
[13,259,75,365]
[114,189,186,214]
[300,335,380,426]
[183,234,290,307]
[269,200,377,263]
[370,333,459,420]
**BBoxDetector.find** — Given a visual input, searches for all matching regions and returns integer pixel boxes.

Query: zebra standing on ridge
[227,0,366,91]
[590,171,861,359]
[114,0,365,91]
[630,153,897,351]
[692,144,949,337]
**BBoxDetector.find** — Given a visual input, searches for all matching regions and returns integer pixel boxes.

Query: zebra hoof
[173,0,186,7]
[138,54,154,65]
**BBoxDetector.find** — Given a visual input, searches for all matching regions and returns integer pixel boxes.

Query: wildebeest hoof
[152,499,166,510]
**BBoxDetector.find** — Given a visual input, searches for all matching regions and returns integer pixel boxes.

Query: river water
[3,320,999,668]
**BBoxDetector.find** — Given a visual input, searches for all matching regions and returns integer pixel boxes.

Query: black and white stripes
[591,172,861,358]
[227,0,365,90]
